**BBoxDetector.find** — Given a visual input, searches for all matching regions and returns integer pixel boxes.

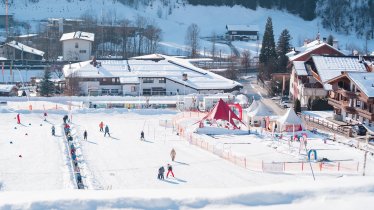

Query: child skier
[99,121,104,132]
[170,148,176,161]
[17,113,21,124]
[140,131,145,140]
[158,166,165,180]
[166,164,174,178]
[104,125,110,137]
[83,130,88,140]
[51,125,55,136]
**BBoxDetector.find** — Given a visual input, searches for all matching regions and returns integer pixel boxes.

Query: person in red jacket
[16,113,21,124]
[166,164,174,178]
[99,121,104,132]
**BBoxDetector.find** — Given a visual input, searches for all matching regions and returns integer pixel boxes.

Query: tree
[259,17,277,79]
[185,23,200,58]
[40,70,55,97]
[241,50,251,72]
[327,34,334,46]
[276,29,292,73]
[294,98,301,113]
[210,31,217,58]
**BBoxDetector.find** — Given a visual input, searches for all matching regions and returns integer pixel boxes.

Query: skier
[64,123,70,135]
[104,125,110,137]
[158,166,165,180]
[170,148,176,161]
[44,112,47,121]
[99,121,104,132]
[83,130,87,140]
[140,130,145,140]
[166,164,174,178]
[63,115,68,124]
[16,113,21,124]
[51,125,55,136]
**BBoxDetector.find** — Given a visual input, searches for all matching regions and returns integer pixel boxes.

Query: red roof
[201,99,244,129]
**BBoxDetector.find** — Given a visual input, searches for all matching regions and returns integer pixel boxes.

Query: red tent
[200,99,245,129]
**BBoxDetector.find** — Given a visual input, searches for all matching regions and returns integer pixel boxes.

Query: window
[111,89,119,94]
[143,78,154,83]
[79,50,86,53]
[112,78,116,83]
[75,43,79,48]
[152,87,166,96]
[102,89,109,95]
[131,86,136,92]
[102,78,107,82]
[159,78,166,83]
[143,89,151,95]
[356,100,361,107]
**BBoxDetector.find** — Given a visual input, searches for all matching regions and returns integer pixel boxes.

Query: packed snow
[0,100,374,209]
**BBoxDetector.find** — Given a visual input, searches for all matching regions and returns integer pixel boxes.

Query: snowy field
[1,102,374,209]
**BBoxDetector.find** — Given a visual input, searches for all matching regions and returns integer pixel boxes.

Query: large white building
[60,31,94,61]
[63,54,243,96]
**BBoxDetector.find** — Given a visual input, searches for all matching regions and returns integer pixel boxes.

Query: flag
[1,62,3,76]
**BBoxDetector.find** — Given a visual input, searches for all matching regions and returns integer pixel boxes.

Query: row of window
[142,78,166,84]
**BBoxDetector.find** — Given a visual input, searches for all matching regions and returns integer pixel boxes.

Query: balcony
[336,88,358,99]
[328,98,342,108]
[328,98,356,114]
[356,108,374,121]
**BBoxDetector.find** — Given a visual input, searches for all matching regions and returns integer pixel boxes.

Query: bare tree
[241,50,251,72]
[135,15,148,55]
[211,31,217,59]
[226,56,238,80]
[185,23,200,58]
[65,70,81,96]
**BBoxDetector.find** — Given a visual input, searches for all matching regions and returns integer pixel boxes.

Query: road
[239,74,286,116]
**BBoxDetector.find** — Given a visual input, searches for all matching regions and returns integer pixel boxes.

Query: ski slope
[0,111,74,190]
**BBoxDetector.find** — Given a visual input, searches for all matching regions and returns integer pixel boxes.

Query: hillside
[0,0,372,55]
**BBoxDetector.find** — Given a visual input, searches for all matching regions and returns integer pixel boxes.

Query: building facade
[328,72,374,125]
[60,31,94,61]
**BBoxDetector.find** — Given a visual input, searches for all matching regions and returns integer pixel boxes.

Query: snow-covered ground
[1,0,372,56]
[1,102,374,209]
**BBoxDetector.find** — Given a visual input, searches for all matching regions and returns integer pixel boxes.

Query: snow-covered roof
[6,41,44,57]
[226,25,259,32]
[312,56,367,90]
[60,31,95,42]
[288,41,345,61]
[346,72,374,98]
[247,102,271,117]
[0,84,16,92]
[293,61,308,76]
[277,108,303,126]
[63,54,242,90]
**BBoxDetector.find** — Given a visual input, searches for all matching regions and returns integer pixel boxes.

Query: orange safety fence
[173,112,360,174]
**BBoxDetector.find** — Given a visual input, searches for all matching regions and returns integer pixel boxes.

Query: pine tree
[40,70,55,97]
[260,17,277,64]
[276,29,292,73]
[259,17,277,79]
[327,35,334,46]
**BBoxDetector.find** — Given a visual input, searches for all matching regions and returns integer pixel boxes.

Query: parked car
[352,125,367,136]
[279,100,291,108]
[271,96,281,100]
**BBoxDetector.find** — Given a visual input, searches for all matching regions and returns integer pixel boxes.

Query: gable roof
[288,41,345,62]
[6,41,45,57]
[293,61,308,76]
[312,56,367,90]
[347,72,374,98]
[63,54,242,91]
[60,31,95,42]
[226,25,259,32]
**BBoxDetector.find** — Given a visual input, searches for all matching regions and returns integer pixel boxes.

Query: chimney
[182,73,188,81]
[303,39,309,47]
[322,37,327,43]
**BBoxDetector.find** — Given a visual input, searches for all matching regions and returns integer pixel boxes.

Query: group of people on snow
[157,148,177,180]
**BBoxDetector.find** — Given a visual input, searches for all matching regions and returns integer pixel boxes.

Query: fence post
[319,162,322,171]
[262,160,264,172]
[302,162,304,171]
[283,162,286,172]
[244,158,247,169]
[338,162,340,171]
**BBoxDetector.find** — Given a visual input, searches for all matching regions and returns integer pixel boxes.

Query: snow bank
[1,177,374,210]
